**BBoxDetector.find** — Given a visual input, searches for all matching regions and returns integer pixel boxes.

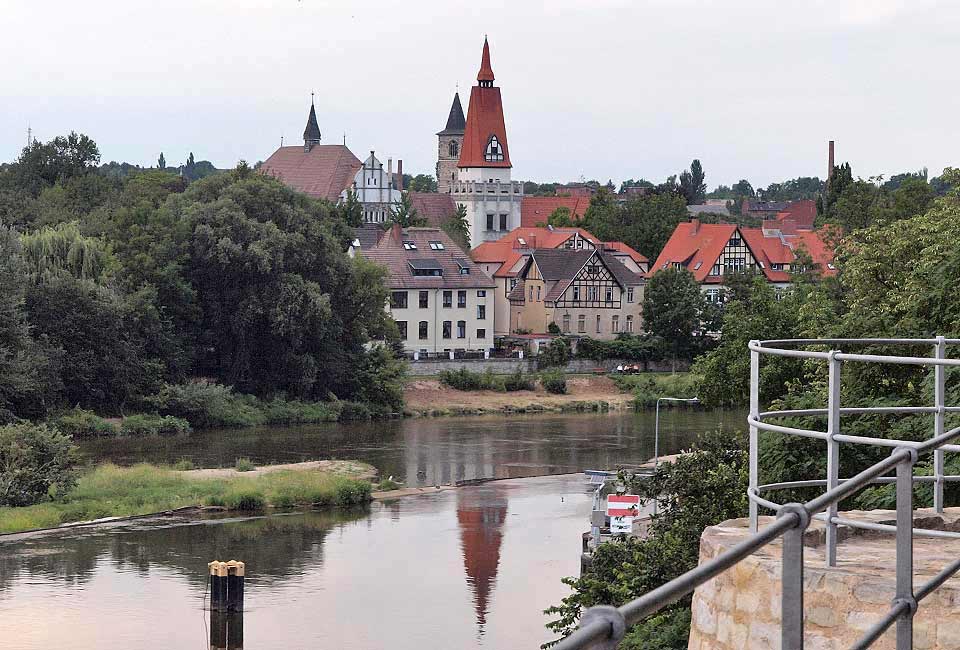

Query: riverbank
[0,460,375,535]
[403,375,634,416]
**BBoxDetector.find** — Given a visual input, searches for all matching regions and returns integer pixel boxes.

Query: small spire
[303,95,321,150]
[477,36,494,84]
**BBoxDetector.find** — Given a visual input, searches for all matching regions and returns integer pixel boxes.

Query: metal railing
[557,337,960,650]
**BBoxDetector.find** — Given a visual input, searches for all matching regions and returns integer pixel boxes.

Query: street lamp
[653,396,699,515]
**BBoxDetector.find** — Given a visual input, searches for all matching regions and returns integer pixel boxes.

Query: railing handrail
[558,337,960,650]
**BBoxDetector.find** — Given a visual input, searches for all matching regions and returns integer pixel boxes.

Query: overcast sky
[2,0,957,188]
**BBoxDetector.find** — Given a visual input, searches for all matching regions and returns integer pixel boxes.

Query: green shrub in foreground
[235,457,255,472]
[0,423,77,507]
[50,409,118,438]
[540,370,567,394]
[120,414,192,436]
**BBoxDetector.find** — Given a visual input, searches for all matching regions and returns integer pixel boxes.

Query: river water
[0,410,745,649]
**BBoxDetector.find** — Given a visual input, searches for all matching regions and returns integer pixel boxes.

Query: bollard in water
[210,610,244,650]
[225,560,245,612]
[209,560,245,649]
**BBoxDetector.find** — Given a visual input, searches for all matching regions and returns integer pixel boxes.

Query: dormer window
[403,241,417,250]
[484,135,504,162]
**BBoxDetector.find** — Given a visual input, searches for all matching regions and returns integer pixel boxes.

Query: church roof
[303,102,321,143]
[408,192,457,229]
[459,40,511,169]
[437,92,466,136]
[260,144,361,202]
[477,37,495,82]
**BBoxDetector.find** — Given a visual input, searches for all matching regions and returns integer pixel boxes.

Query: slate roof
[352,223,386,250]
[303,103,321,143]
[408,192,457,228]
[260,144,361,202]
[437,93,466,135]
[361,226,494,290]
[516,249,645,303]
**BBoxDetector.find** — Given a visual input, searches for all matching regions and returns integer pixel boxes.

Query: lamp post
[653,396,699,515]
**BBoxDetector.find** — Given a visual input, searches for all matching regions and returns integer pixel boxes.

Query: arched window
[449,140,459,157]
[484,135,504,162]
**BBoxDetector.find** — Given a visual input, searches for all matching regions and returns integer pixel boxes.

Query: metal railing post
[778,504,809,650]
[826,351,842,567]
[895,448,918,650]
[750,342,760,534]
[934,336,946,513]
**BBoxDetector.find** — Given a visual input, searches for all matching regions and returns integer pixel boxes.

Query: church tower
[437,93,465,194]
[454,37,523,248]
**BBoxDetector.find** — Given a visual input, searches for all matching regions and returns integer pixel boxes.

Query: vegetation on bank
[438,368,536,392]
[0,133,407,428]
[0,460,372,535]
[611,372,700,408]
[544,432,748,649]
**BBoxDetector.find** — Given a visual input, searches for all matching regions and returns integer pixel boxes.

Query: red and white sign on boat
[606,494,640,517]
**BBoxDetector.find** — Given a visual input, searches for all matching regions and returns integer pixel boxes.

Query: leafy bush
[0,423,77,507]
[547,322,562,335]
[578,333,666,363]
[147,381,263,429]
[172,458,195,471]
[259,399,340,424]
[234,457,255,472]
[503,370,535,392]
[612,373,700,408]
[439,368,502,391]
[224,489,265,511]
[50,409,117,438]
[120,414,191,436]
[540,370,567,394]
[538,337,571,369]
[338,401,373,421]
[376,477,402,491]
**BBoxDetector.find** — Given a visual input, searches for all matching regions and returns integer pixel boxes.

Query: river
[0,410,745,649]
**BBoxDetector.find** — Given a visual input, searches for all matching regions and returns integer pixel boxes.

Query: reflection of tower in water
[457,485,508,635]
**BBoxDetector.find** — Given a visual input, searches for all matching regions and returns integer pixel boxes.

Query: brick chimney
[827,140,835,185]
[397,159,403,190]
[391,223,403,242]
[690,218,700,235]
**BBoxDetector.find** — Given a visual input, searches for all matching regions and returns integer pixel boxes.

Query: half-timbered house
[506,249,645,339]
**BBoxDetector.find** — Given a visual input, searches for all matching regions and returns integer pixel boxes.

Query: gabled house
[507,248,645,339]
[471,227,648,335]
[650,218,835,303]
[358,225,495,355]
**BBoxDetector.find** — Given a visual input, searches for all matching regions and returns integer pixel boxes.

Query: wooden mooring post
[208,560,245,650]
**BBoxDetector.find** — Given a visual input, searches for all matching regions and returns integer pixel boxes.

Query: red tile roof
[520,196,592,227]
[775,199,817,230]
[459,85,511,169]
[408,192,457,228]
[599,241,649,266]
[651,220,836,284]
[260,145,361,202]
[470,227,602,278]
[361,225,494,290]
[477,37,495,83]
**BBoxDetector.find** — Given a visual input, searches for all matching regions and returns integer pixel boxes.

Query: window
[486,214,494,230]
[573,286,581,301]
[457,320,466,338]
[456,259,470,275]
[710,264,721,276]
[442,321,452,339]
[484,135,504,162]
[627,287,635,303]
[536,286,541,301]
[562,314,571,333]
[477,290,486,298]
[499,214,507,231]
[529,285,534,301]
[449,141,459,157]
[672,262,683,270]
[419,291,429,309]
[443,291,452,308]
[626,315,634,332]
[457,290,467,308]
[729,236,742,247]
[578,315,586,333]
[605,287,613,303]
[476,328,486,339]
[429,241,445,250]
[586,265,599,276]
[397,321,408,339]
[771,263,784,271]
[402,241,417,250]
[509,278,518,290]
[517,238,527,247]
[477,305,486,320]
[588,286,598,301]
[419,321,428,339]
[390,291,408,309]
[612,315,620,333]
[725,257,745,272]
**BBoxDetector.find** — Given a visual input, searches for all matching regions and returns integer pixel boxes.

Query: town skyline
[2,0,957,188]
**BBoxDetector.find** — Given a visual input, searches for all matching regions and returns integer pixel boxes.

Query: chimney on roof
[387,158,393,190]
[690,218,700,235]
[827,140,835,186]
[397,160,403,190]
[391,223,403,242]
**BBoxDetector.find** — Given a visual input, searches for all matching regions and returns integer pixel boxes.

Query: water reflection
[0,476,594,649]
[78,410,745,486]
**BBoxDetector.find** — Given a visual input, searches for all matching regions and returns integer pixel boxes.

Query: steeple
[477,37,495,87]
[303,93,321,151]
[438,92,466,135]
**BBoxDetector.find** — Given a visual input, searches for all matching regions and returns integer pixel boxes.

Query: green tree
[678,159,706,205]
[581,190,687,262]
[0,423,77,507]
[406,174,437,193]
[642,267,705,369]
[342,188,364,227]
[537,337,571,369]
[547,206,574,227]
[441,203,471,251]
[158,152,166,170]
[389,192,426,227]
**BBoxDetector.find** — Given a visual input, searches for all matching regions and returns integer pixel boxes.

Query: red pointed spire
[477,37,495,83]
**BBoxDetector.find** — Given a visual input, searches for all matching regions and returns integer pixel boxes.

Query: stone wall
[406,357,686,376]
[688,509,960,650]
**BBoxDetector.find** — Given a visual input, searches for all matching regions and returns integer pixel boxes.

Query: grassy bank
[0,462,373,535]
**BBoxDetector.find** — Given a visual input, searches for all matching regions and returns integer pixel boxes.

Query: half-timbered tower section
[507,249,644,340]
